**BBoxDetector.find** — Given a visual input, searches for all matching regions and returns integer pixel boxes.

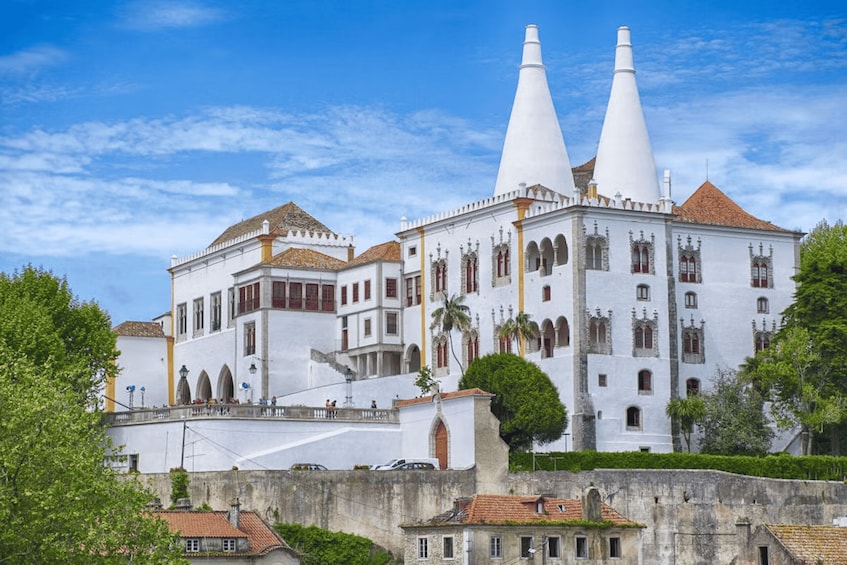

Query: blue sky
[1,1,845,325]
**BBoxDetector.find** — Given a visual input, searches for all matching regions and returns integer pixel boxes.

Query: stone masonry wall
[142,469,847,564]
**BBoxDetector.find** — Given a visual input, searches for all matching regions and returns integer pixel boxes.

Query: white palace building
[106,26,801,473]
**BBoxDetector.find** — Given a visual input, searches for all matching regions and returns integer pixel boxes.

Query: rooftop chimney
[493,25,575,197]
[582,487,602,522]
[228,499,241,529]
[593,27,661,203]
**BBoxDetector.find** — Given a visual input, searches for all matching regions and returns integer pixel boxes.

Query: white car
[373,457,440,470]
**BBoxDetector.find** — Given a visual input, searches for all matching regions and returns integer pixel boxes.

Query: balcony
[103,403,398,426]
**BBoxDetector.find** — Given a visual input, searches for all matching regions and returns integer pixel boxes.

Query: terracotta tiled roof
[153,510,292,557]
[765,524,847,562]
[396,388,492,408]
[263,247,348,271]
[113,321,165,338]
[209,202,334,247]
[572,157,596,192]
[674,181,789,232]
[408,494,641,527]
[346,241,401,267]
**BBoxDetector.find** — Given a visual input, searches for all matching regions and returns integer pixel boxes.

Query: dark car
[290,463,328,470]
[391,461,435,470]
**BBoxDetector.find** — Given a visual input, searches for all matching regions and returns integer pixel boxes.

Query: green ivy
[510,451,847,481]
[169,467,190,506]
[274,523,393,565]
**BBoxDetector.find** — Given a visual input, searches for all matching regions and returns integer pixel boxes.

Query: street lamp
[126,385,135,409]
[344,366,353,407]
[249,362,257,375]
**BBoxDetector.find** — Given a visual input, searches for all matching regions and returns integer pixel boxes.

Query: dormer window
[536,500,544,513]
[223,538,237,552]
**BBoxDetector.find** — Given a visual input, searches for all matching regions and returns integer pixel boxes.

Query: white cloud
[0,45,68,76]
[120,1,225,31]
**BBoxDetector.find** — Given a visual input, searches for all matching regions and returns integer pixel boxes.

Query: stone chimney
[175,497,192,511]
[493,24,575,196]
[593,26,661,204]
[228,499,241,529]
[582,487,602,522]
[347,244,355,261]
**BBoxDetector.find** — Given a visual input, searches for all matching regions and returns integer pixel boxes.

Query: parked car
[290,463,327,470]
[373,457,440,470]
[391,461,436,470]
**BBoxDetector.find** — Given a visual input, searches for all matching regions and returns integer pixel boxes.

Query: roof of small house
[263,247,348,271]
[209,201,334,247]
[346,241,401,267]
[764,524,847,563]
[113,321,165,338]
[403,494,642,528]
[395,388,492,408]
[674,181,790,232]
[154,510,294,557]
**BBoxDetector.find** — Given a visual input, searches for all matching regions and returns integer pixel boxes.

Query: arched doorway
[406,345,421,373]
[218,366,234,403]
[197,371,212,401]
[433,419,448,470]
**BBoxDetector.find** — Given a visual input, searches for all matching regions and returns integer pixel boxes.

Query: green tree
[665,396,706,452]
[0,267,186,564]
[773,220,847,453]
[430,294,472,375]
[698,369,773,456]
[459,352,567,451]
[274,523,392,565]
[414,365,438,395]
[499,311,536,355]
[0,266,118,403]
[744,327,845,455]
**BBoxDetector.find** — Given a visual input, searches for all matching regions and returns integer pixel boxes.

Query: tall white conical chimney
[493,25,575,197]
[593,26,661,203]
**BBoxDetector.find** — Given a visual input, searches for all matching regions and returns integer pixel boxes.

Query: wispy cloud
[0,45,68,77]
[120,1,225,31]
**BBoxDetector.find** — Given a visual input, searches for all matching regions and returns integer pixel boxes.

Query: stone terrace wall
[142,469,847,564]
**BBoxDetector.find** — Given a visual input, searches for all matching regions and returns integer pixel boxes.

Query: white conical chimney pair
[494,25,661,203]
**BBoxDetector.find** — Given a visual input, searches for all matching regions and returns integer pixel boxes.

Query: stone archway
[406,345,421,373]
[197,371,212,401]
[218,366,234,403]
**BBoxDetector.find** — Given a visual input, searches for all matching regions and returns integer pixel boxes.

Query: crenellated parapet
[171,225,268,268]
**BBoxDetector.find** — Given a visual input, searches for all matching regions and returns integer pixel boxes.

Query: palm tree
[430,294,472,376]
[666,396,706,452]
[499,311,536,356]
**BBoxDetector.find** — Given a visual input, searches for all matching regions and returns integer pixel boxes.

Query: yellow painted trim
[105,360,116,412]
[167,337,175,406]
[513,198,532,357]
[417,227,427,363]
[259,234,274,262]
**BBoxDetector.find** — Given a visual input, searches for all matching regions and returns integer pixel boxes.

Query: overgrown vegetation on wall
[512,451,847,481]
[274,523,393,565]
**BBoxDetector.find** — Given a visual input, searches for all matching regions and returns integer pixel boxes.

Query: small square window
[520,536,533,558]
[409,246,417,257]
[222,538,237,552]
[576,536,588,559]
[636,284,650,301]
[548,536,560,558]
[609,536,621,558]
[443,536,454,559]
[598,374,607,387]
[490,535,502,558]
[185,538,200,552]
